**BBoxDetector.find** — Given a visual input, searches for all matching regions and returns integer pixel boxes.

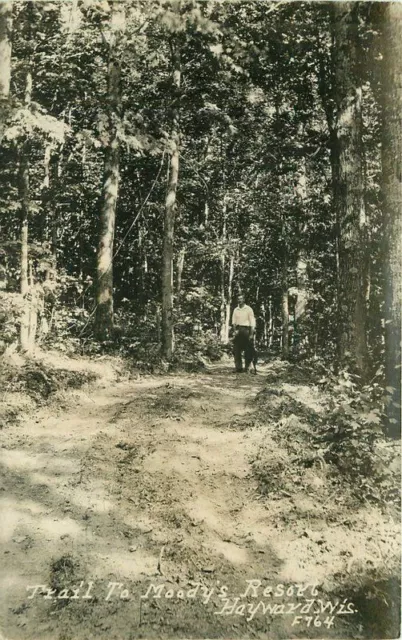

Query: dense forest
[0,3,401,639]
[0,0,400,437]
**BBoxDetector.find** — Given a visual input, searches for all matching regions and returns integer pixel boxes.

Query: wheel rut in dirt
[1,363,392,639]
[1,366,285,639]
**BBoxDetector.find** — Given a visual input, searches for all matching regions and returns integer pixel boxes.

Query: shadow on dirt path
[0,361,398,639]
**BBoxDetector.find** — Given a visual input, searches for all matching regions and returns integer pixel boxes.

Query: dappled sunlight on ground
[93,549,159,579]
[0,358,399,639]
[0,449,79,475]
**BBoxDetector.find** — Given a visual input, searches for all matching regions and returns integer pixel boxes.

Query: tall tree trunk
[40,143,53,241]
[224,253,234,343]
[332,3,368,378]
[380,3,402,438]
[19,147,31,352]
[325,114,342,359]
[95,2,123,339]
[137,222,148,300]
[19,149,29,299]
[295,251,308,323]
[156,304,161,344]
[261,303,267,346]
[161,41,181,359]
[268,295,273,347]
[19,153,29,295]
[0,0,12,144]
[281,251,289,360]
[294,249,308,354]
[294,157,309,353]
[331,131,342,355]
[176,247,185,302]
[19,71,32,352]
[219,199,228,343]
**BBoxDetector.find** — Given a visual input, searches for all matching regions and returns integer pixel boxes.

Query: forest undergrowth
[215,356,401,606]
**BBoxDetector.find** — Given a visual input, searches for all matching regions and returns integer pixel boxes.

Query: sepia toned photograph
[0,0,401,639]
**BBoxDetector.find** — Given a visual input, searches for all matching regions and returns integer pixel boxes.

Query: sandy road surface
[0,362,395,639]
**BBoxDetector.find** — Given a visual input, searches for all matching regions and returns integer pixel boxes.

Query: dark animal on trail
[251,343,258,374]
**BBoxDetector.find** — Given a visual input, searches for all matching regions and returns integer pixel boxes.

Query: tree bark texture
[95,3,123,339]
[0,0,12,143]
[19,147,31,351]
[281,251,289,360]
[224,254,234,344]
[51,153,62,265]
[161,42,181,359]
[219,200,228,344]
[294,158,309,352]
[294,250,308,354]
[19,149,29,298]
[332,3,368,378]
[176,248,185,299]
[380,2,402,438]
[19,71,32,352]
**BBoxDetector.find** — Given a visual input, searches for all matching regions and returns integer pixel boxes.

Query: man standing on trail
[232,293,256,373]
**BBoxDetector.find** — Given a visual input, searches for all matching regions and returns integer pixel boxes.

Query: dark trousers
[233,326,253,371]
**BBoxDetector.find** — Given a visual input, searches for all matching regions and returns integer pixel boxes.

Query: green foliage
[3,106,67,143]
[316,369,400,506]
[0,292,24,352]
[172,329,224,364]
[254,360,400,509]
[0,1,394,405]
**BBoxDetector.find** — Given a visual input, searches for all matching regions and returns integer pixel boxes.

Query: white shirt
[232,304,256,328]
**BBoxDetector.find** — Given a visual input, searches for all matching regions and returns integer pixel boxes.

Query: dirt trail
[0,361,398,639]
